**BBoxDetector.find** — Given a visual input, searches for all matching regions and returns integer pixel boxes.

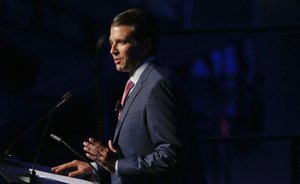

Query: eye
[118,40,128,45]
[110,39,133,47]
[118,42,125,45]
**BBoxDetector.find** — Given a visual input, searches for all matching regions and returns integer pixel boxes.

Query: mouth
[114,58,122,64]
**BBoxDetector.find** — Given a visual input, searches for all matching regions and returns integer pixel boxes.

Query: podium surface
[0,159,96,184]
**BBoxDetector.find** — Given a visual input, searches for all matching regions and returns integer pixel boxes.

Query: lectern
[0,158,96,184]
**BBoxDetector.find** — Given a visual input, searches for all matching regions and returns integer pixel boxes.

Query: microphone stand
[18,113,54,184]
[4,92,72,158]
[4,108,53,158]
[2,92,72,184]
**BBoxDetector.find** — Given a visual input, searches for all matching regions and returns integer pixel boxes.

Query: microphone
[4,92,72,157]
[114,100,122,112]
[55,92,72,108]
[50,133,101,184]
[2,92,72,184]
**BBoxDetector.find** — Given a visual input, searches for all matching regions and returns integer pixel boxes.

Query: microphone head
[50,133,62,142]
[63,92,72,100]
[55,92,72,108]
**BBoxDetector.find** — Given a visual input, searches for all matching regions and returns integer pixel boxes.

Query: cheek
[126,47,141,60]
[119,45,141,67]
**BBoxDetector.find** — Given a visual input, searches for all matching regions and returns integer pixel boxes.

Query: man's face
[109,25,143,74]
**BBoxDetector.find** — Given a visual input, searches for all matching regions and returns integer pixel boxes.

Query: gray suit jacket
[109,63,206,184]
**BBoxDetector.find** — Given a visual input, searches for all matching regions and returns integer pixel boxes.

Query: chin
[116,66,125,72]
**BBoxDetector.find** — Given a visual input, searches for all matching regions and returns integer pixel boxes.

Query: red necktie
[118,80,134,120]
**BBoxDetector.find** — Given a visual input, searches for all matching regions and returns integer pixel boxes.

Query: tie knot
[121,80,135,106]
[125,80,134,91]
[118,79,135,120]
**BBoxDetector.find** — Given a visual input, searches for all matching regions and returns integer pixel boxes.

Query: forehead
[109,25,135,40]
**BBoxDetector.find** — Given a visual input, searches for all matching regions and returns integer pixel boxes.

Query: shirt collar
[130,56,156,84]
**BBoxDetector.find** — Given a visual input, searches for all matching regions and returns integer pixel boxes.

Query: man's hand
[83,138,118,173]
[51,160,92,177]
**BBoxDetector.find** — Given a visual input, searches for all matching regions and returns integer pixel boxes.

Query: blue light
[191,58,209,77]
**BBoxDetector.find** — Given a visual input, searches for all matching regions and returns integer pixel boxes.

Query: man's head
[109,9,160,75]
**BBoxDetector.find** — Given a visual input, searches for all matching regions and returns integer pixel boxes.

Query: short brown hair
[111,9,160,56]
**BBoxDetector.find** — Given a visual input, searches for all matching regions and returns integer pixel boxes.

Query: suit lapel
[113,64,155,143]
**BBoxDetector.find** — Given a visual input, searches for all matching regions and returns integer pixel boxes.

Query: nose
[110,43,118,55]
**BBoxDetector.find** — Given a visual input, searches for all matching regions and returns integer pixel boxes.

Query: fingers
[83,143,100,157]
[83,138,104,162]
[82,138,118,173]
[88,138,102,148]
[84,138,116,153]
[52,161,73,173]
[68,170,85,177]
[83,138,102,151]
[83,138,110,157]
[51,160,79,174]
[51,160,92,178]
[108,140,117,153]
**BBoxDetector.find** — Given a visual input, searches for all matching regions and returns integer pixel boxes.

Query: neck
[128,55,156,76]
[129,58,144,76]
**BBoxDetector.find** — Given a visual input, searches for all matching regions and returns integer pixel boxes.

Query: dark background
[1,1,300,184]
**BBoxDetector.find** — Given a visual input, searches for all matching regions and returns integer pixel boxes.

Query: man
[52,8,206,184]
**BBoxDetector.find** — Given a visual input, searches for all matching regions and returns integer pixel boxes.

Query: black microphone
[55,92,72,109]
[2,92,72,184]
[4,92,72,157]
[114,100,122,112]
[50,133,101,184]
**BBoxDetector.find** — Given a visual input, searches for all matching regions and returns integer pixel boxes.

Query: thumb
[108,140,117,153]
